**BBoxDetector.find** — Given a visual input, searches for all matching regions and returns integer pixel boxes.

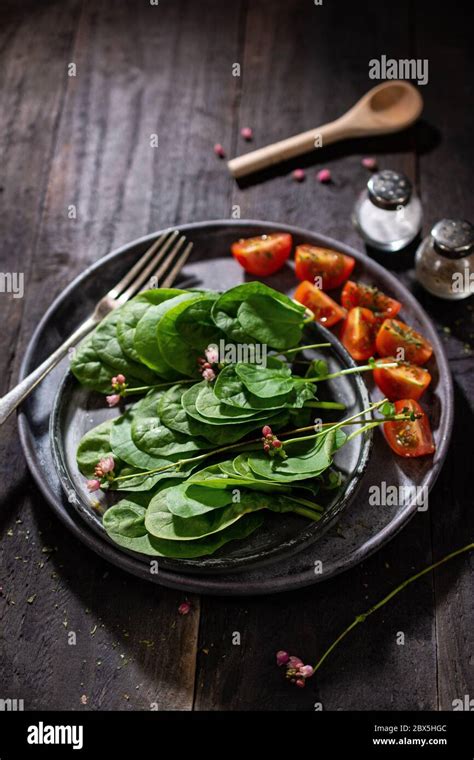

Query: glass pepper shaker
[353,169,423,252]
[415,219,474,300]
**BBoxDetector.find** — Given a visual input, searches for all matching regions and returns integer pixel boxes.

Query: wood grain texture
[0,0,472,712]
[412,1,474,711]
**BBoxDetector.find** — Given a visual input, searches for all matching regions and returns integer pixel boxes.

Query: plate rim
[17,218,454,595]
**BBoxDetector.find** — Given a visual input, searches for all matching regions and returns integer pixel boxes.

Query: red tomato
[295,245,355,290]
[231,233,292,276]
[340,307,377,361]
[294,281,346,328]
[373,358,431,401]
[341,281,401,321]
[375,319,433,365]
[383,399,435,458]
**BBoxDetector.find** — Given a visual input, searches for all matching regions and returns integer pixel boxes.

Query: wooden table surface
[1,0,473,711]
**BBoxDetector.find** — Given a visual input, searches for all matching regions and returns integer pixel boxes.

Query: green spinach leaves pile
[72,283,344,559]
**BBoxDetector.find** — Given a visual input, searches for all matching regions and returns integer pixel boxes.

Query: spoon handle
[227,117,351,178]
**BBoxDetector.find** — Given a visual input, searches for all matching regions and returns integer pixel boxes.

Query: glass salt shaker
[353,169,423,252]
[415,219,474,300]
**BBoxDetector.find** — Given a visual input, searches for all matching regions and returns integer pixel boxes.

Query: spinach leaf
[70,334,142,393]
[234,363,294,398]
[248,429,345,482]
[157,295,221,377]
[237,295,305,350]
[116,289,184,363]
[110,412,182,470]
[211,282,303,344]
[129,387,211,457]
[91,310,158,384]
[174,293,224,347]
[103,498,263,557]
[134,292,193,377]
[214,365,313,411]
[145,487,309,540]
[181,383,273,444]
[76,419,116,476]
[166,482,235,517]
[194,383,271,423]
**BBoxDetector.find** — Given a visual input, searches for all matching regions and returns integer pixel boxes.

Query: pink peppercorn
[293,168,305,182]
[240,127,253,141]
[317,168,331,183]
[361,157,377,170]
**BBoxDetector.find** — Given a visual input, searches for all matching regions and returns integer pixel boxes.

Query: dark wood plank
[195,0,440,711]
[413,2,474,711]
[0,0,243,710]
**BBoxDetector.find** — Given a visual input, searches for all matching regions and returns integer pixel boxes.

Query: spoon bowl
[344,81,424,134]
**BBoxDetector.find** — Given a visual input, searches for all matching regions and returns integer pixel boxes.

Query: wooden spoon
[227,81,423,179]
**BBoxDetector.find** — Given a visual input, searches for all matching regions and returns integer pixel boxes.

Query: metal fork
[0,229,193,425]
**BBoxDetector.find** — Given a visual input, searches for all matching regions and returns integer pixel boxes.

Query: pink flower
[361,156,377,170]
[295,678,306,688]
[86,479,101,492]
[202,367,216,382]
[276,650,289,666]
[241,126,253,141]
[262,425,273,438]
[288,655,303,669]
[214,143,225,158]
[205,345,219,364]
[106,393,121,407]
[99,456,115,474]
[292,168,305,182]
[115,374,126,385]
[178,601,191,615]
[298,664,314,678]
[272,439,282,448]
[317,168,331,183]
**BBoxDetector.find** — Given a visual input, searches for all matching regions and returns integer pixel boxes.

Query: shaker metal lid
[367,170,412,209]
[432,219,474,259]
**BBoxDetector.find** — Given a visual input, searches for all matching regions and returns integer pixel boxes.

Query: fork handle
[0,316,98,426]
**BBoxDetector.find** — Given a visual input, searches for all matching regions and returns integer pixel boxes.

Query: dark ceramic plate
[18,220,453,595]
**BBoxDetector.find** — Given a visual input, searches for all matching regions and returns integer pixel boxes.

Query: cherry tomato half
[341,280,401,321]
[294,281,346,328]
[373,358,431,401]
[375,318,433,365]
[231,233,292,276]
[383,399,435,458]
[340,307,377,361]
[295,245,355,290]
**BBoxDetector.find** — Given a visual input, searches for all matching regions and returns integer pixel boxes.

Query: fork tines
[108,229,193,304]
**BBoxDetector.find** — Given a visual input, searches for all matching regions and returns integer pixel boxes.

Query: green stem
[304,401,346,410]
[304,361,398,383]
[277,343,331,356]
[286,495,324,513]
[312,543,474,674]
[122,378,195,395]
[292,506,322,521]
[283,399,385,446]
